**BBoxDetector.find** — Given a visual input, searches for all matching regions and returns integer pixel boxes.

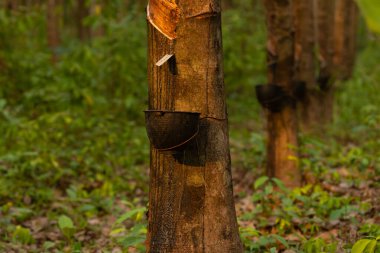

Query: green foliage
[240,226,289,253]
[359,224,380,237]
[111,205,147,252]
[58,215,76,240]
[352,237,380,253]
[356,0,380,33]
[11,226,34,245]
[302,238,337,253]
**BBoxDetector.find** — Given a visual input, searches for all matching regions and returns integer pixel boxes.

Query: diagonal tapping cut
[147,0,180,40]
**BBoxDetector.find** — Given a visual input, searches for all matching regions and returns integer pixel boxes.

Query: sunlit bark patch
[147,0,180,40]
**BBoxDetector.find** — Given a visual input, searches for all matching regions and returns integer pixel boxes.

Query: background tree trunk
[333,0,359,81]
[316,0,336,125]
[293,0,318,131]
[146,0,243,252]
[4,0,19,11]
[47,0,60,63]
[263,0,301,188]
[346,0,359,78]
[76,0,91,41]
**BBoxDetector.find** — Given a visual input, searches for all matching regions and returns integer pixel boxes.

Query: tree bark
[346,0,359,78]
[293,0,318,131]
[76,0,91,41]
[146,0,243,252]
[263,0,301,188]
[3,0,19,11]
[333,0,358,81]
[315,0,336,125]
[47,0,60,63]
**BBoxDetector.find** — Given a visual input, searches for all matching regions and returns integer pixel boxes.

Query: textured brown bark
[76,0,91,41]
[333,0,358,81]
[333,0,348,80]
[293,0,319,131]
[346,0,359,78]
[3,0,18,11]
[263,0,301,188]
[315,0,336,125]
[146,0,243,252]
[47,0,60,63]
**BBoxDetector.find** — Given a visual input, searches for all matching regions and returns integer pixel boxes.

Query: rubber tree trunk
[263,0,301,188]
[315,0,336,125]
[146,0,243,252]
[47,0,60,63]
[293,0,318,132]
[3,0,18,11]
[346,0,359,79]
[76,0,91,41]
[333,0,359,81]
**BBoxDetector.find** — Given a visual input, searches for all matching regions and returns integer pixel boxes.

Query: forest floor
[1,114,379,253]
[1,70,380,253]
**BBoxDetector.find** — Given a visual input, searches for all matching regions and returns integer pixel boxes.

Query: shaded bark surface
[346,0,359,78]
[333,0,358,81]
[47,0,60,63]
[76,0,91,41]
[263,0,301,188]
[315,0,336,125]
[146,0,243,252]
[293,0,318,131]
[3,0,18,11]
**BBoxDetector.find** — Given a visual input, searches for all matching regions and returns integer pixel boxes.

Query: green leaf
[43,241,55,249]
[58,215,74,230]
[58,215,75,239]
[356,0,380,33]
[12,226,33,245]
[272,178,288,191]
[365,240,377,253]
[265,183,273,195]
[254,176,269,189]
[271,234,289,248]
[116,207,146,224]
[120,235,145,248]
[0,99,6,110]
[110,227,126,236]
[352,239,372,253]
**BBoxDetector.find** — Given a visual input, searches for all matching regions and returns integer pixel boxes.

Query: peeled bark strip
[47,0,60,63]
[263,0,301,188]
[147,0,180,39]
[293,0,318,131]
[146,0,243,252]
